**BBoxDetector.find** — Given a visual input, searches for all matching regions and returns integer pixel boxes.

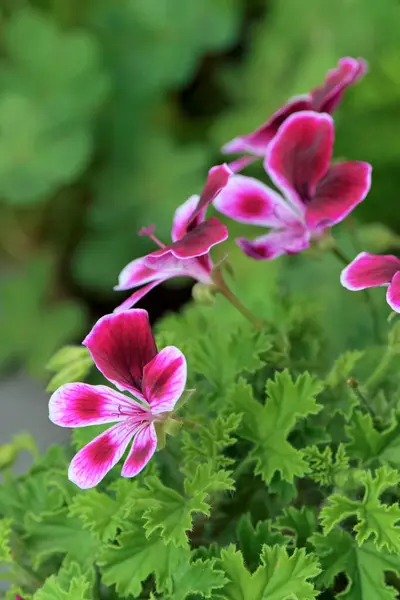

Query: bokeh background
[1,0,400,452]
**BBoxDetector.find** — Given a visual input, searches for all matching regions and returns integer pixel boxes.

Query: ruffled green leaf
[321,466,400,552]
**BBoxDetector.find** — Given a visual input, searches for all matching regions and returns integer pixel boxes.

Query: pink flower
[49,310,187,489]
[114,164,232,311]
[222,57,367,169]
[341,252,400,312]
[214,111,371,260]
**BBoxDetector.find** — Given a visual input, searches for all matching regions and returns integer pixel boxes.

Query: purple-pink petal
[311,57,367,114]
[83,310,157,398]
[340,252,400,290]
[114,278,170,313]
[114,256,166,291]
[49,383,149,428]
[146,218,228,261]
[187,164,232,228]
[228,155,257,173]
[387,271,400,313]
[68,421,140,489]
[306,161,372,230]
[236,227,310,260]
[214,174,299,228]
[143,346,187,414]
[121,423,157,478]
[266,111,334,213]
[222,96,312,158]
[171,195,199,242]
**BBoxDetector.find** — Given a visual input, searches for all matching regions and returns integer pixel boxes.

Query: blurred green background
[1,0,400,382]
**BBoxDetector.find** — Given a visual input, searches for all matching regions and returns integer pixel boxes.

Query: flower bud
[192,283,216,306]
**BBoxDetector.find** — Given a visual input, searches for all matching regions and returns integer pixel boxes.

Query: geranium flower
[49,310,187,489]
[114,164,232,311]
[341,252,400,312]
[222,57,367,170]
[214,111,371,260]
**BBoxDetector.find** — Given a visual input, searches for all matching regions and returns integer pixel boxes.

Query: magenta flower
[222,57,367,169]
[49,310,187,489]
[114,164,232,311]
[214,111,371,260]
[341,252,400,312]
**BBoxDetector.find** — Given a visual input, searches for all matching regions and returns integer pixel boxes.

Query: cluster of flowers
[49,56,397,491]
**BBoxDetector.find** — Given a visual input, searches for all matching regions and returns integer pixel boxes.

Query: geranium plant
[2,56,400,600]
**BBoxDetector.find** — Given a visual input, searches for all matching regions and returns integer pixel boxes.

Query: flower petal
[49,383,148,427]
[340,252,400,291]
[214,174,299,228]
[114,256,166,291]
[114,278,170,312]
[236,227,310,260]
[143,346,187,413]
[306,161,372,229]
[187,164,232,228]
[387,271,400,312]
[146,217,228,261]
[311,57,367,114]
[222,96,312,157]
[68,421,139,489]
[228,155,257,173]
[83,310,157,397]
[266,111,334,213]
[171,195,200,242]
[121,423,157,478]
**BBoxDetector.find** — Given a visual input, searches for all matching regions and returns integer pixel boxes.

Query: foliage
[3,249,400,598]
[3,0,400,599]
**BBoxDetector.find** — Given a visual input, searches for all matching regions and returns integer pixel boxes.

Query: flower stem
[211,268,263,330]
[348,377,375,419]
[331,245,382,344]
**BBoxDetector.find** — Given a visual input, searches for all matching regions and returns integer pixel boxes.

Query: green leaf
[168,557,227,600]
[181,412,242,472]
[274,507,317,547]
[190,325,271,390]
[185,463,235,497]
[0,518,13,563]
[321,466,400,552]
[68,489,120,543]
[303,443,350,485]
[98,524,183,597]
[229,372,322,483]
[24,508,100,569]
[33,561,92,600]
[218,544,320,600]
[346,409,400,467]
[312,529,400,599]
[236,515,288,571]
[142,476,209,547]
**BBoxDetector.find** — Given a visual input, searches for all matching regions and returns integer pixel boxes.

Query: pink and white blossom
[49,310,187,488]
[114,164,232,311]
[341,252,400,312]
[222,57,367,170]
[214,111,371,260]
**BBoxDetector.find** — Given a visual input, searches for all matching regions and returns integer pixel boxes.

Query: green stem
[366,349,394,392]
[331,246,382,344]
[348,378,375,418]
[211,269,263,330]
[233,456,255,479]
